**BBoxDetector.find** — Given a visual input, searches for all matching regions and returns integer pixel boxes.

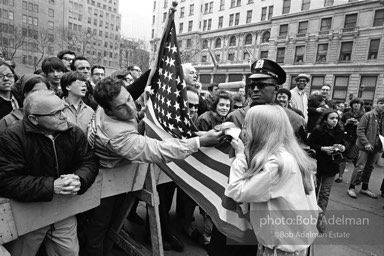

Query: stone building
[151,0,384,103]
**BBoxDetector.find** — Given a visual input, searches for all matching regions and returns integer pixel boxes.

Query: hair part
[93,77,124,110]
[41,57,66,74]
[315,108,342,131]
[243,105,315,194]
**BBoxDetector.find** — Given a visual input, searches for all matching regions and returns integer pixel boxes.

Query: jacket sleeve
[108,130,199,164]
[0,134,54,202]
[308,129,323,153]
[72,128,99,195]
[356,113,370,147]
[196,114,211,131]
[225,154,280,203]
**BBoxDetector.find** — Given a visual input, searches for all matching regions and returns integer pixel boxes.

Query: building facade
[0,0,123,74]
[151,0,384,103]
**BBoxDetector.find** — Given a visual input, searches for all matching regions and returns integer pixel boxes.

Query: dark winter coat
[0,118,98,202]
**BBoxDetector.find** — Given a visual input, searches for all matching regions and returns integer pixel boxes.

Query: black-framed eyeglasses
[248,82,278,90]
[31,107,68,119]
[0,73,15,80]
[62,57,74,62]
[188,103,199,109]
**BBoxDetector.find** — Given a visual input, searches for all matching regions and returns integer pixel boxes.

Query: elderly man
[290,74,310,122]
[0,90,98,256]
[182,63,208,115]
[81,77,224,255]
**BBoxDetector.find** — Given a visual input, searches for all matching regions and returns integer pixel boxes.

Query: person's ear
[28,115,39,125]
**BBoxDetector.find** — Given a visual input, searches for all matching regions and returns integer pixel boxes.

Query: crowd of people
[0,49,383,256]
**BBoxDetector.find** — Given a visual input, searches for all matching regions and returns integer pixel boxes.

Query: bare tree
[0,27,26,60]
[180,48,200,63]
[119,38,149,70]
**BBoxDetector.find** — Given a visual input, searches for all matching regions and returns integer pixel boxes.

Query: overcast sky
[119,1,152,42]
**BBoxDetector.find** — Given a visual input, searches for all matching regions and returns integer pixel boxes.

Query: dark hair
[91,65,105,75]
[41,57,66,74]
[57,50,76,60]
[277,88,292,100]
[127,65,140,72]
[34,69,43,75]
[94,77,124,110]
[70,56,89,71]
[60,71,87,97]
[232,93,244,104]
[23,76,50,96]
[349,97,364,109]
[211,90,233,114]
[110,69,129,80]
[315,109,343,131]
[0,60,18,81]
[208,83,219,92]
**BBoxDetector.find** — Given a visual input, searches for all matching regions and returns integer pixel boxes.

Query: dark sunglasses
[188,103,199,109]
[233,105,243,109]
[248,82,278,90]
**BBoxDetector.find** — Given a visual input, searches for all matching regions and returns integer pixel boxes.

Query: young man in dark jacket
[0,90,98,256]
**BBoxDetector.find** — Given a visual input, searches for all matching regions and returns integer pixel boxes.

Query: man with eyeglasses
[0,61,19,119]
[0,90,98,256]
[57,50,76,72]
[91,65,105,88]
[290,74,310,122]
[128,65,143,82]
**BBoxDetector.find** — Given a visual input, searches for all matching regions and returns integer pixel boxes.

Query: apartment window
[22,1,27,10]
[243,52,250,61]
[220,0,224,10]
[294,46,305,63]
[320,17,332,32]
[152,15,155,24]
[279,24,288,37]
[152,29,154,38]
[324,0,334,7]
[237,0,241,6]
[22,15,27,23]
[163,12,167,22]
[202,39,208,49]
[218,16,223,28]
[260,51,268,58]
[229,14,234,26]
[33,17,38,26]
[359,76,377,102]
[316,43,328,62]
[333,76,349,101]
[228,53,234,61]
[246,10,252,24]
[48,21,54,30]
[189,4,194,15]
[215,54,220,62]
[339,41,353,61]
[153,1,156,10]
[179,23,183,33]
[268,6,273,20]
[187,39,192,47]
[28,2,33,11]
[164,0,167,8]
[180,7,184,18]
[276,48,285,63]
[248,0,254,3]
[203,20,207,31]
[235,13,240,25]
[204,3,209,13]
[244,34,252,45]
[209,2,213,13]
[310,75,325,94]
[201,55,207,63]
[99,30,102,36]
[368,39,380,60]
[207,19,212,30]
[261,7,267,21]
[283,0,291,14]
[229,36,236,46]
[373,9,384,27]
[215,38,222,48]
[177,40,182,48]
[188,20,193,31]
[231,0,235,8]
[48,8,54,17]
[262,31,270,43]
[344,13,357,31]
[302,0,310,11]
[298,21,308,35]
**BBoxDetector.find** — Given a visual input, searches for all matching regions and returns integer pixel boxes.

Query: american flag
[146,16,196,139]
[144,9,256,244]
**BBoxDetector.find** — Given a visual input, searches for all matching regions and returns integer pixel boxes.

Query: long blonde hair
[243,105,315,194]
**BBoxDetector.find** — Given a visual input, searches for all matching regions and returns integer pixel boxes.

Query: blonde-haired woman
[225,105,319,256]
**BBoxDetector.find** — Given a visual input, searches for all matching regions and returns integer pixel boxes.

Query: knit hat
[377,97,384,103]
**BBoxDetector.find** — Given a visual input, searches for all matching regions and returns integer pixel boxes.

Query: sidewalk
[114,162,384,256]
